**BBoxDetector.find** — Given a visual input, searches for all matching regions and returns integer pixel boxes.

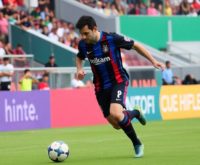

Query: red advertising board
[50,88,107,127]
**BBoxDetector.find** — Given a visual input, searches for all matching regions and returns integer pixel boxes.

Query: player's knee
[110,110,123,121]
[107,116,121,130]
[110,104,124,121]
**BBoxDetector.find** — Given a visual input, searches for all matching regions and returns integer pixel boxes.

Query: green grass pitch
[0,119,200,165]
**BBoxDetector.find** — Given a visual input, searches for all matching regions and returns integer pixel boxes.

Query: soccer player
[75,16,165,158]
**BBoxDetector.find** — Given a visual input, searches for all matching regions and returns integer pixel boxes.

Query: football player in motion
[75,16,165,158]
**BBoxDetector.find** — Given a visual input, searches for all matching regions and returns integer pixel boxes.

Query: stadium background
[0,0,200,165]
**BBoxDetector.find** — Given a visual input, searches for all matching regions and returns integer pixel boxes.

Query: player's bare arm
[133,42,165,70]
[76,56,85,80]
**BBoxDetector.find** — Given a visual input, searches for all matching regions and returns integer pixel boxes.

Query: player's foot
[134,144,144,158]
[133,105,146,125]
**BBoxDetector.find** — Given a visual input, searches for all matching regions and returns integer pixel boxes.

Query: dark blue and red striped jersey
[77,32,134,91]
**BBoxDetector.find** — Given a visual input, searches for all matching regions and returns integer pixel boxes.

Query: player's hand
[152,60,165,71]
[77,70,86,80]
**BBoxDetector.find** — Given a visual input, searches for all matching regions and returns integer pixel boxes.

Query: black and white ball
[48,141,69,162]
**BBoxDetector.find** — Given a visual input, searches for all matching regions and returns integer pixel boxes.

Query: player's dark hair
[76,16,97,30]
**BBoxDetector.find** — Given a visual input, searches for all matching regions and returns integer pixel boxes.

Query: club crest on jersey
[102,44,109,53]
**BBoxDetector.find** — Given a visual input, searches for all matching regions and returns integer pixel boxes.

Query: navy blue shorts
[95,81,129,118]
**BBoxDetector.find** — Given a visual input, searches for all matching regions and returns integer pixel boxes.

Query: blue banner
[126,87,161,121]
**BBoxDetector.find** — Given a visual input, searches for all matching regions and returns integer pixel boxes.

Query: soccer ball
[48,141,70,162]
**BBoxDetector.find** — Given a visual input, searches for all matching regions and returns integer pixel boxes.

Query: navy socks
[118,112,141,146]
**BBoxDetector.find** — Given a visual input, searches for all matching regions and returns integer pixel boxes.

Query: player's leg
[95,86,138,130]
[95,89,121,129]
[95,85,144,157]
[109,103,144,157]
[110,82,144,157]
[109,103,141,145]
[114,81,146,125]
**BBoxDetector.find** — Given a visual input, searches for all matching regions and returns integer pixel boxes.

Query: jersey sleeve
[111,33,134,50]
[77,41,86,60]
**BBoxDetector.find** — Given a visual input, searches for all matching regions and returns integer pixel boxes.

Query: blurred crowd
[78,0,200,16]
[0,0,93,91]
[0,0,79,50]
